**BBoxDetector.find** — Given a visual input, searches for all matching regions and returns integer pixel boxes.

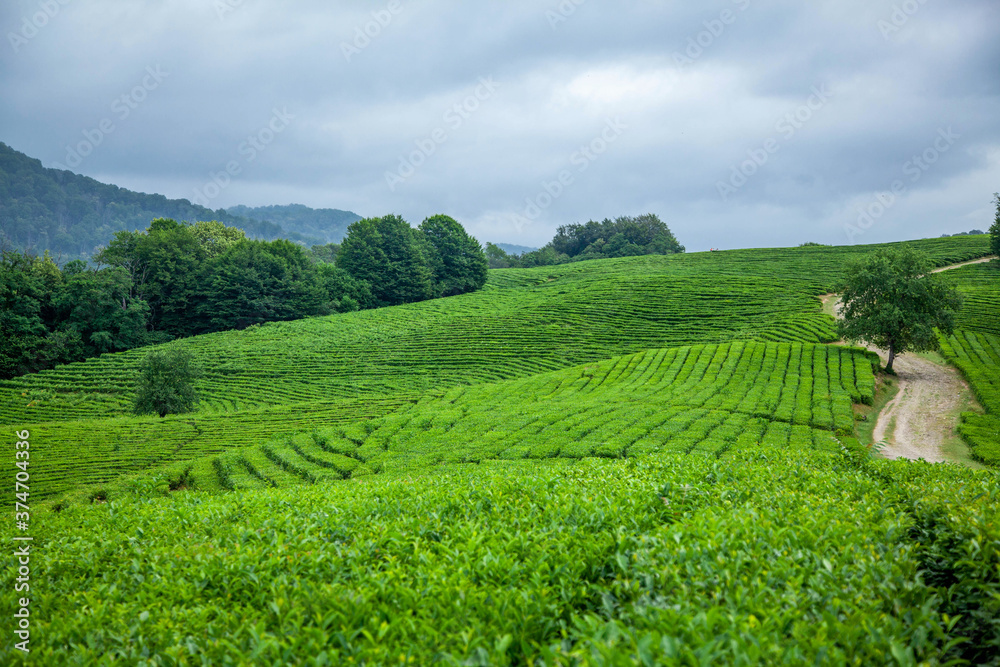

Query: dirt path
[869,352,973,462]
[824,255,995,463]
[929,255,996,273]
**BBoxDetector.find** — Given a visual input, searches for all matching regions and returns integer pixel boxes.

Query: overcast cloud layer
[2,0,998,251]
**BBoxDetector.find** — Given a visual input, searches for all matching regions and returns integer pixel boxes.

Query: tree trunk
[886,342,896,374]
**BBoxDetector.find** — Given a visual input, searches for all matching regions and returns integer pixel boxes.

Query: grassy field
[3,235,998,664]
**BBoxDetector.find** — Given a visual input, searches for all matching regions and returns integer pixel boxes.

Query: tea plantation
[939,257,1000,465]
[8,450,999,665]
[3,236,999,664]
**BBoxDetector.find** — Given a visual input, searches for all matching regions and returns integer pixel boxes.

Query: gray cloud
[2,0,998,250]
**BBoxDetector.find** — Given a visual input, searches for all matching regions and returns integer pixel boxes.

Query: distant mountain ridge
[491,242,537,256]
[228,204,361,245]
[0,142,362,261]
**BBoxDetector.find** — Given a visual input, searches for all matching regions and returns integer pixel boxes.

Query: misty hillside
[0,143,325,260]
[491,242,537,256]
[228,204,362,244]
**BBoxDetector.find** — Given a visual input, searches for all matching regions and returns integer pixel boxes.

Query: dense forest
[0,143,341,260]
[486,214,684,268]
[228,204,361,244]
[0,214,487,379]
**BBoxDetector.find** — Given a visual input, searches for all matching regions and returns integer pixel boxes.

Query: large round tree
[838,246,962,373]
[418,215,488,297]
[337,215,433,307]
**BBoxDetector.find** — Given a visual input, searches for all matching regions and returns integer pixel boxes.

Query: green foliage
[497,213,684,268]
[1,235,989,428]
[991,192,1000,258]
[53,267,154,354]
[940,330,1000,465]
[484,241,513,269]
[418,214,488,296]
[552,213,685,258]
[337,214,434,306]
[199,239,328,331]
[943,261,1000,336]
[8,452,998,664]
[2,233,999,663]
[189,220,247,257]
[838,246,962,372]
[198,341,873,493]
[307,242,340,264]
[133,347,201,418]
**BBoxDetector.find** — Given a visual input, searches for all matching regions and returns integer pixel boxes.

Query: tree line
[0,214,487,379]
[485,214,684,268]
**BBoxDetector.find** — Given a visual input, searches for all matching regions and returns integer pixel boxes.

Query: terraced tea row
[18,397,413,501]
[943,259,1000,337]
[156,341,876,494]
[940,329,1000,465]
[4,236,985,427]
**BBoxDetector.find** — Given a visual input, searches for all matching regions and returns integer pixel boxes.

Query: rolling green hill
[1,235,989,503]
[2,234,998,664]
[2,236,986,428]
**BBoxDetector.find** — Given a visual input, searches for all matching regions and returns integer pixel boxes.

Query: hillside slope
[2,236,987,428]
[227,204,361,244]
[27,340,878,500]
[0,142,322,259]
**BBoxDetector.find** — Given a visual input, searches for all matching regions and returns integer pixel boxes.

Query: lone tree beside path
[991,192,1000,259]
[837,246,962,373]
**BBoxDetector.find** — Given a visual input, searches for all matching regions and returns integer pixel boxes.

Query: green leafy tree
[990,192,1000,259]
[199,239,327,331]
[0,250,83,378]
[838,247,962,373]
[190,220,247,257]
[418,215,488,297]
[315,263,373,312]
[97,219,207,336]
[337,215,433,306]
[53,267,154,355]
[133,347,201,417]
[484,242,512,269]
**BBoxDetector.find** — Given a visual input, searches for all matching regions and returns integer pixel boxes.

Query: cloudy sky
[2,0,998,251]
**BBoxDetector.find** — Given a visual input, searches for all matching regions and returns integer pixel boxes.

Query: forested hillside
[228,204,361,244]
[0,143,322,260]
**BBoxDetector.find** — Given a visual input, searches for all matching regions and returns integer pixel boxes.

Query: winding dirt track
[826,255,995,462]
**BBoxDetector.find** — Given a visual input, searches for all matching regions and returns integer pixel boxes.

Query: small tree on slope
[838,247,962,373]
[134,347,201,417]
[990,192,1000,260]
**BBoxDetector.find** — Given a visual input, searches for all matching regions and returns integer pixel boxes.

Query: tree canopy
[837,246,962,373]
[2,215,488,379]
[486,213,683,269]
[990,193,1000,260]
[133,347,201,418]
[337,215,435,307]
[419,214,488,297]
